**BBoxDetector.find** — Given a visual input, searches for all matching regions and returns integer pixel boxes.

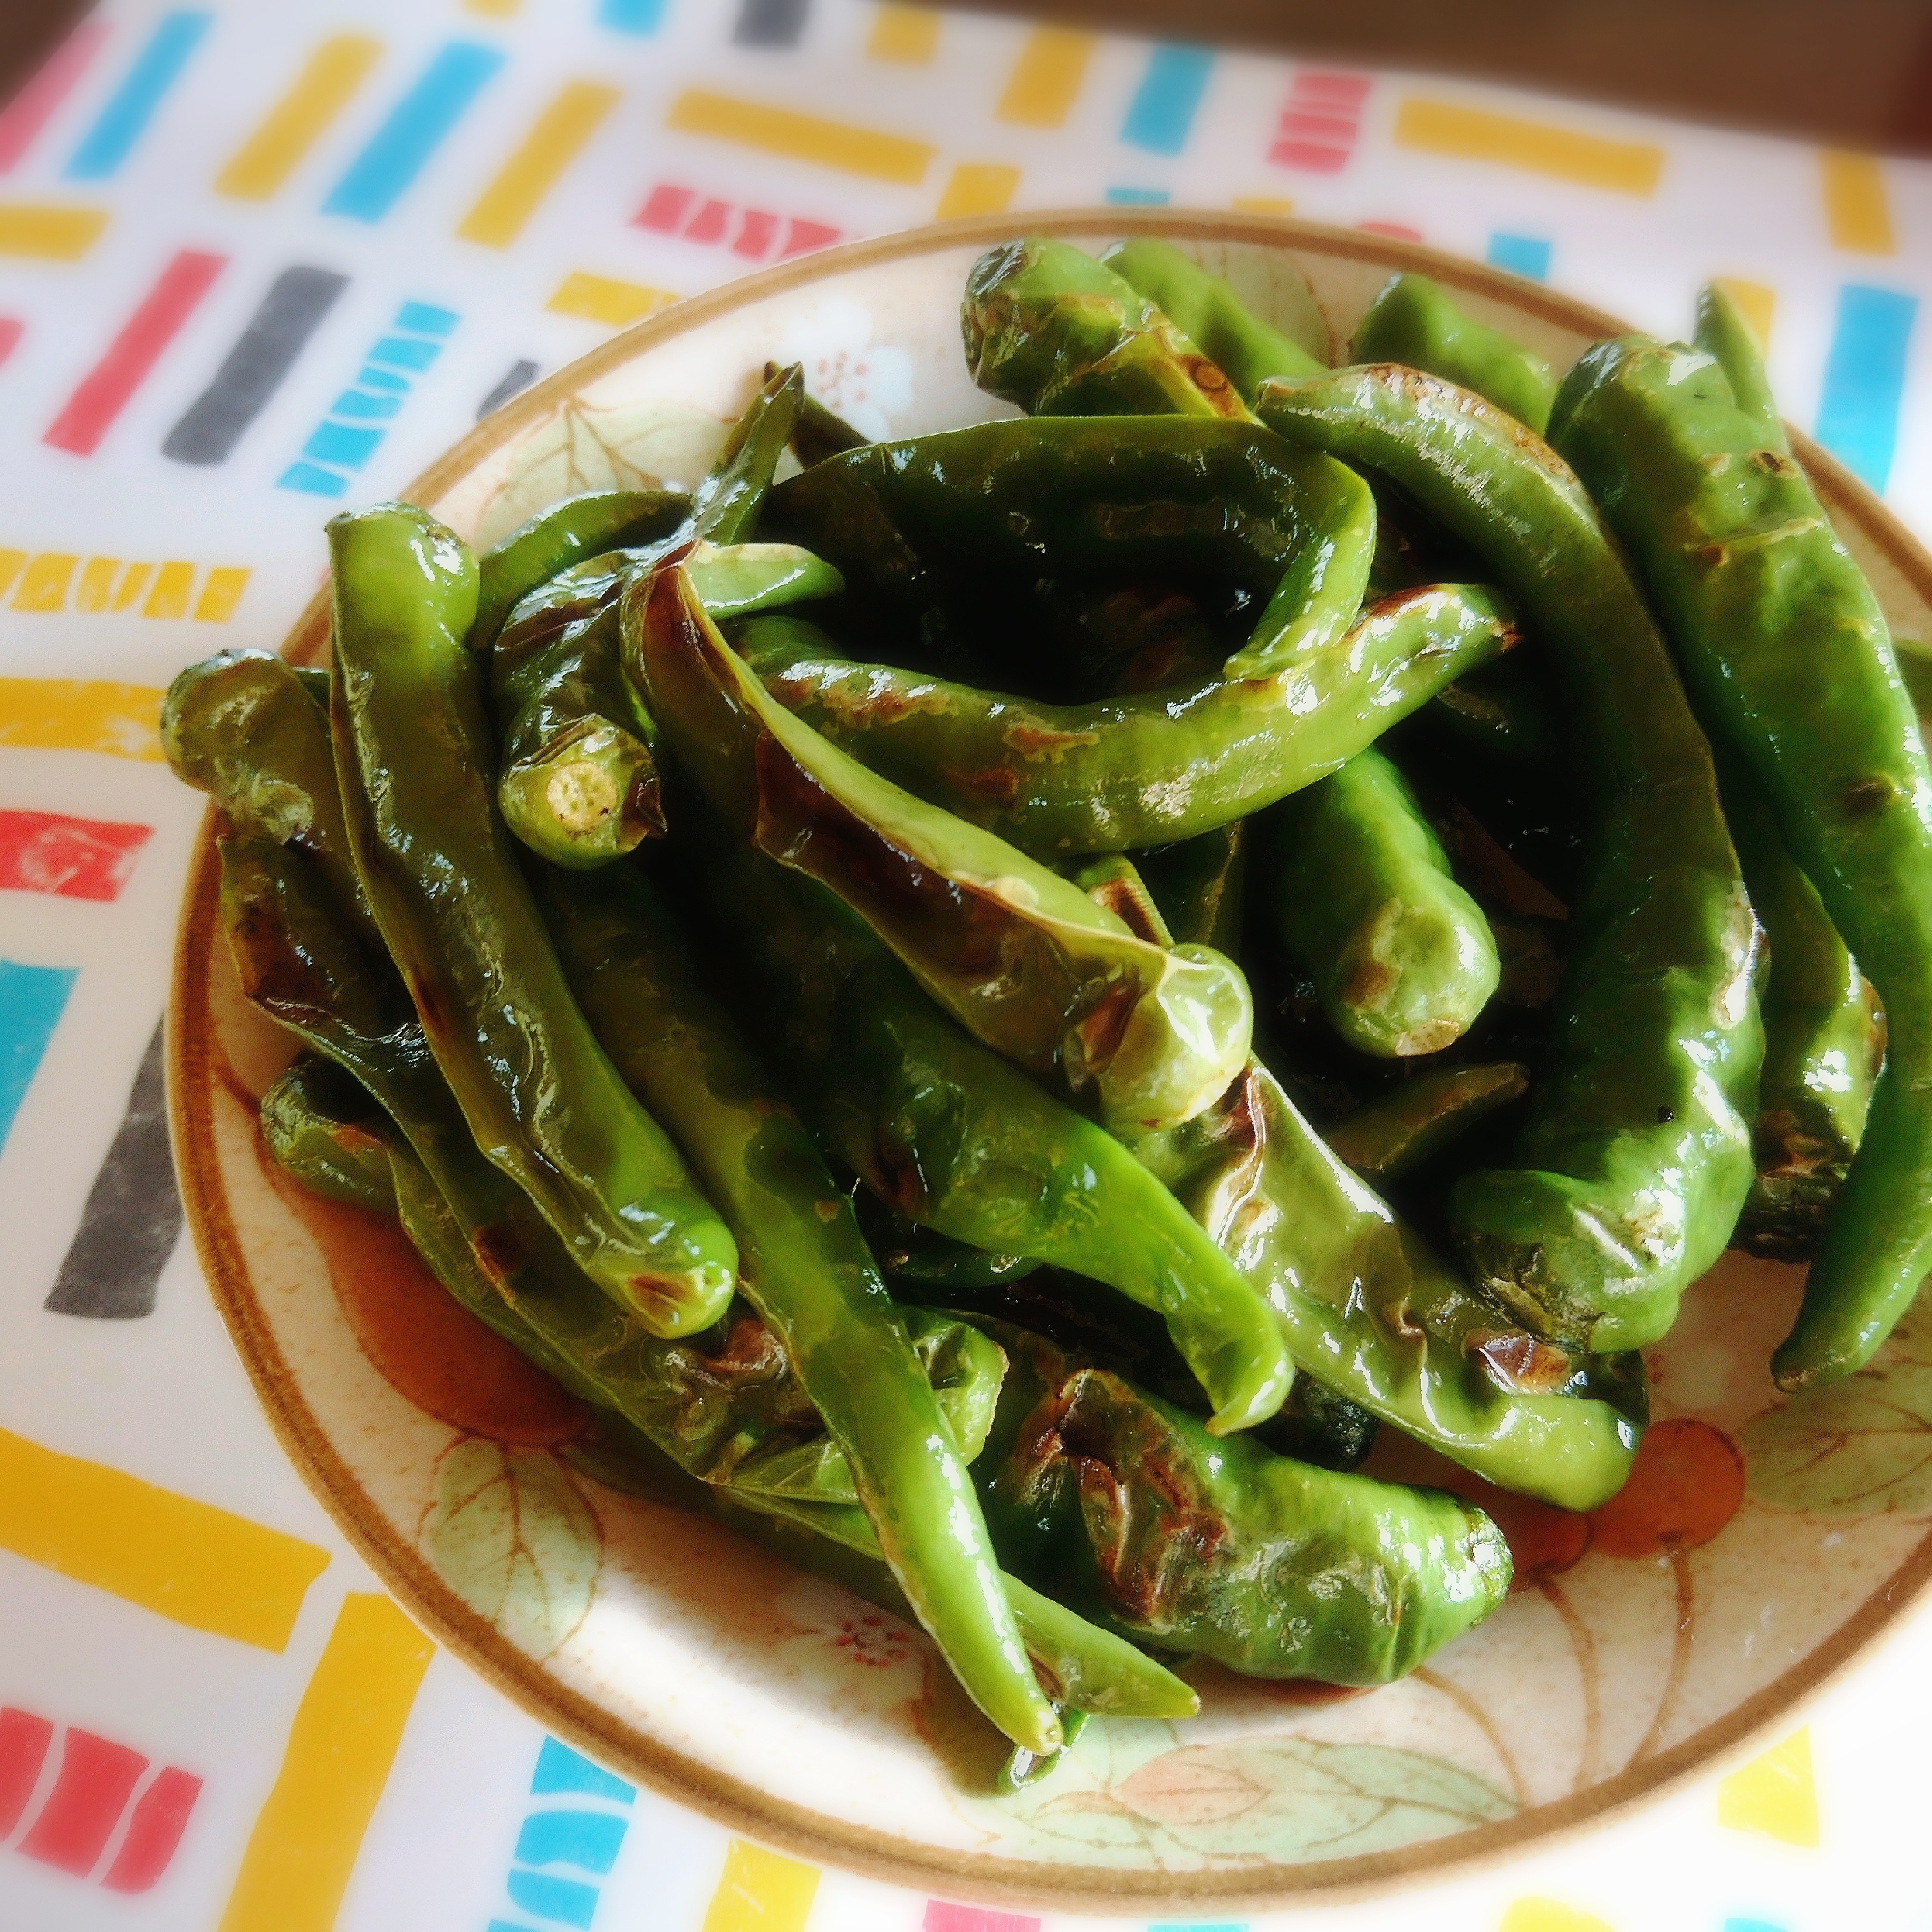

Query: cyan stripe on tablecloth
[1816,283,1918,491]
[63,11,211,181]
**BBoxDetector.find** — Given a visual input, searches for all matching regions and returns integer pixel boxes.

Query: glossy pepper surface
[1549,330,1932,1383]
[629,565,1254,1136]
[1101,236,1326,397]
[1322,1060,1530,1182]
[737,584,1514,860]
[1259,366,1761,1355]
[327,501,738,1334]
[679,817,1295,1437]
[259,1055,396,1213]
[1133,1057,1644,1510]
[970,1319,1512,1683]
[538,857,1062,1752]
[1351,274,1558,432]
[1262,744,1501,1057]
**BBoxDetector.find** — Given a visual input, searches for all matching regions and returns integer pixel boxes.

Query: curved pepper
[1323,1060,1530,1182]
[1101,236,1326,396]
[736,582,1514,859]
[1137,821,1247,954]
[327,501,739,1334]
[963,235,1249,419]
[1259,366,1761,1355]
[259,1055,395,1212]
[1692,283,1784,451]
[676,816,1294,1436]
[629,566,1254,1136]
[1131,1056,1644,1509]
[1351,274,1557,432]
[1262,744,1501,1057]
[1549,329,1930,1383]
[969,1318,1512,1683]
[538,857,1061,1750]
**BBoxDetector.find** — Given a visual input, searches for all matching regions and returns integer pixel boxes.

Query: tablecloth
[2,2,1929,1926]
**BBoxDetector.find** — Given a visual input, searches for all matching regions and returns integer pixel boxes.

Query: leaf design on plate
[477,396,730,546]
[989,1726,1514,1864]
[419,1438,603,1658]
[1741,1291,1932,1518]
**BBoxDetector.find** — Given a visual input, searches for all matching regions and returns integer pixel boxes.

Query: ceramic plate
[169,210,1932,1911]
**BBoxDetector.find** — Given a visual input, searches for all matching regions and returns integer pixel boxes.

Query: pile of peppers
[164,235,1930,1784]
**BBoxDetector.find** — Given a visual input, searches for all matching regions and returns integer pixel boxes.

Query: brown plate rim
[168,206,1932,1912]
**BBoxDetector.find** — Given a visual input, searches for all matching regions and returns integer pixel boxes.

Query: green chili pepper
[963,236,1250,419]
[1692,283,1784,452]
[1423,655,1553,765]
[472,488,686,653]
[1350,274,1558,432]
[738,583,1514,859]
[676,815,1295,1437]
[538,857,1061,1751]
[852,1191,1042,1292]
[327,501,738,1335]
[1101,236,1327,396]
[1260,366,1760,1354]
[1133,1057,1644,1509]
[1262,744,1501,1057]
[1136,822,1248,954]
[765,360,866,466]
[969,1318,1511,1684]
[162,649,380,953]
[1322,1061,1530,1182]
[259,1055,395,1213]
[1717,758,1882,1259]
[1548,329,1930,1382]
[691,361,802,545]
[630,566,1254,1137]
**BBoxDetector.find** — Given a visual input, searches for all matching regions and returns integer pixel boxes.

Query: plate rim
[168,205,1932,1912]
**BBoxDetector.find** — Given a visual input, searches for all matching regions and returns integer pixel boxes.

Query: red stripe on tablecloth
[43,248,225,457]
[18,1728,147,1876]
[0,809,153,901]
[0,20,110,172]
[101,1766,203,1893]
[0,1709,54,1836]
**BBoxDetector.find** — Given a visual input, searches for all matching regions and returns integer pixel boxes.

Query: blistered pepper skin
[1260,366,1761,1355]
[1262,745,1501,1058]
[738,585,1514,860]
[1550,331,1932,1384]
[327,502,739,1335]
[1351,274,1557,432]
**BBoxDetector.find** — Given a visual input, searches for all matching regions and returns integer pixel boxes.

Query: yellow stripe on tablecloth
[1718,1725,1819,1845]
[218,1594,434,1932]
[1820,150,1894,254]
[216,35,382,201]
[1393,97,1663,195]
[1232,194,1294,216]
[1499,1903,1614,1932]
[459,81,620,248]
[547,272,678,328]
[936,162,1019,217]
[868,6,939,62]
[1714,277,1776,351]
[0,205,110,260]
[996,26,1094,127]
[0,1426,330,1646]
[13,553,77,612]
[667,88,935,184]
[701,1839,820,1932]
[194,565,251,622]
[0,678,166,758]
[75,555,120,612]
[142,561,196,620]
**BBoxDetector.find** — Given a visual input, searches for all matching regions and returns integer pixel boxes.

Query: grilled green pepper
[1549,326,1929,1382]
[327,501,738,1335]
[630,565,1254,1136]
[1322,1061,1530,1182]
[259,1055,395,1212]
[738,584,1514,859]
[971,1319,1512,1683]
[1262,745,1501,1057]
[1351,274,1557,432]
[1260,366,1760,1354]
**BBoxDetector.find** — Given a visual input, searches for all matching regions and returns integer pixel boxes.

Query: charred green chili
[1259,366,1760,1354]
[1262,744,1501,1057]
[259,1055,395,1213]
[538,856,1062,1751]
[1549,326,1931,1382]
[1351,274,1557,432]
[738,585,1514,859]
[1322,1061,1530,1182]
[971,1319,1512,1683]
[629,566,1254,1137]
[327,501,739,1335]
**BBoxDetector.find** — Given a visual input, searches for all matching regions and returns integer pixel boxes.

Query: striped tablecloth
[2,4,1928,1927]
